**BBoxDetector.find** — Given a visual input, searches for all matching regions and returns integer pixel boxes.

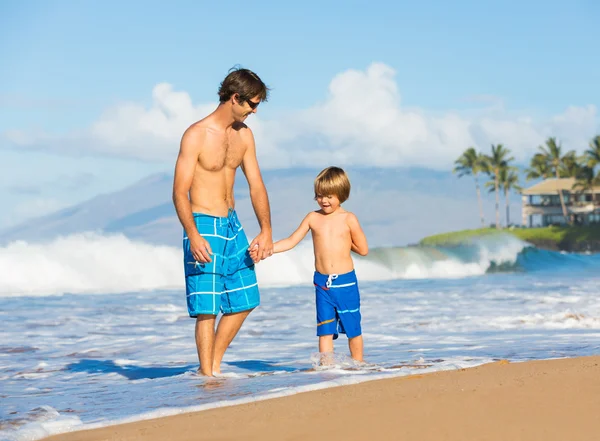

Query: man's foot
[212,363,221,375]
[197,367,214,377]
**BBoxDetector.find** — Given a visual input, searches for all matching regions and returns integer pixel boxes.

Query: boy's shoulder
[303,210,319,223]
[306,209,323,218]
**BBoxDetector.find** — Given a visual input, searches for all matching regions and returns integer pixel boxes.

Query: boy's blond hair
[314,166,351,203]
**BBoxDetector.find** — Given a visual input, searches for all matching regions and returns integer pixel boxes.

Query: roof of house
[522,177,600,195]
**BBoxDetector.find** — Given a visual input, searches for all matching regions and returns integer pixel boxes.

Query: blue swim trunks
[313,270,362,340]
[183,210,260,316]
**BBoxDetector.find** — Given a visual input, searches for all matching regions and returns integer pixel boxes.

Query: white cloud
[3,63,599,168]
[4,84,214,161]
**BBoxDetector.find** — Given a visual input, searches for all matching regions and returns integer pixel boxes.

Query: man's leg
[212,308,254,374]
[195,314,217,376]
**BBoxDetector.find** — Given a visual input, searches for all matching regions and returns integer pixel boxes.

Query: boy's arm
[347,213,369,256]
[273,213,313,253]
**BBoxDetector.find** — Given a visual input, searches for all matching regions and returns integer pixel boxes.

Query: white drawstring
[326,274,338,288]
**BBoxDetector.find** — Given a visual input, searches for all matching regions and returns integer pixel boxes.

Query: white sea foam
[0,232,528,297]
[0,233,182,297]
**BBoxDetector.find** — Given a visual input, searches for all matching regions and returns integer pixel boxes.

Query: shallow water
[1,235,600,440]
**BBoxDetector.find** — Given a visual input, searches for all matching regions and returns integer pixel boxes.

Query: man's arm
[241,128,273,261]
[172,127,212,263]
[347,213,369,256]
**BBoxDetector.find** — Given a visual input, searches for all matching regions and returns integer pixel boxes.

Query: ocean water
[1,233,600,441]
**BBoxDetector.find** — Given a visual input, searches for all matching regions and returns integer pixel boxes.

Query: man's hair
[218,66,270,104]
[314,166,351,203]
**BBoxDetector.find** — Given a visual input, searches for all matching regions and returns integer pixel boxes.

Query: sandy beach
[44,355,600,441]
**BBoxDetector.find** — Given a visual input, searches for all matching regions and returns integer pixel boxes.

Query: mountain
[0,167,522,247]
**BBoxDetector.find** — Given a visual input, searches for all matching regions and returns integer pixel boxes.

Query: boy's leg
[195,314,217,376]
[212,308,254,374]
[319,334,334,353]
[319,335,335,365]
[348,335,364,362]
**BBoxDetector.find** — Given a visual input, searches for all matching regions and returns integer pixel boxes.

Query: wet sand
[44,355,600,441]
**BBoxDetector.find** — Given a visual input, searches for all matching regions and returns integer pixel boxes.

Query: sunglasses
[244,97,260,110]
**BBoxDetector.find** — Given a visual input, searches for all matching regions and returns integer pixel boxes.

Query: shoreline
[44,355,600,441]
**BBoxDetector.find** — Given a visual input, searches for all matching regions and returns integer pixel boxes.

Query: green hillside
[419,225,600,252]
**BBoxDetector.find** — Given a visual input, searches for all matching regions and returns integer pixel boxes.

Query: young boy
[253,166,368,362]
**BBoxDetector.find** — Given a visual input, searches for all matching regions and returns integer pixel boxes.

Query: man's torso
[189,119,249,217]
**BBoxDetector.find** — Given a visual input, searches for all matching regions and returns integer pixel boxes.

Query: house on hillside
[521,178,600,227]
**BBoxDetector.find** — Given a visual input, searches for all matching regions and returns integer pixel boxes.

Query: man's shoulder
[232,121,249,131]
[183,119,210,140]
[232,121,253,139]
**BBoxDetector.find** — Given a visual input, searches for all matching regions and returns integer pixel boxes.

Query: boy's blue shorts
[183,210,260,316]
[313,270,362,340]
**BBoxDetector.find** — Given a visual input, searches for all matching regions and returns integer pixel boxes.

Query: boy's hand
[248,243,260,263]
[249,230,274,262]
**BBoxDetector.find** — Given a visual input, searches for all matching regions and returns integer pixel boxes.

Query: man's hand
[248,230,273,263]
[189,233,213,263]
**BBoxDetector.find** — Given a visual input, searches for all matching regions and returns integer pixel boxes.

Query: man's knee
[195,314,217,328]
[223,307,255,318]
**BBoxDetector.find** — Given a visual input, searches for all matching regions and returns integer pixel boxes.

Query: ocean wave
[1,232,597,297]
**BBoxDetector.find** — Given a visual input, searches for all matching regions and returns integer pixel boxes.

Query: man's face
[234,94,260,122]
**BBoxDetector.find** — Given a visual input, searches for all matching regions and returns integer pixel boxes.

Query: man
[172,67,273,376]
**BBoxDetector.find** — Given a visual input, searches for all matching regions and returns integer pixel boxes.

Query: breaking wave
[1,232,597,297]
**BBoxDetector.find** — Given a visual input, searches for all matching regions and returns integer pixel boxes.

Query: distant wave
[1,232,598,297]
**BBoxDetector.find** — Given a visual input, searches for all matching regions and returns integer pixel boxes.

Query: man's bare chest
[198,137,246,171]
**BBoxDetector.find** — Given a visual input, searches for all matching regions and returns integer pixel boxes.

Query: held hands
[248,230,273,263]
[189,233,213,263]
[249,244,260,262]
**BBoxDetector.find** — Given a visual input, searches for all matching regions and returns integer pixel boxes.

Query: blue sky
[1,0,599,230]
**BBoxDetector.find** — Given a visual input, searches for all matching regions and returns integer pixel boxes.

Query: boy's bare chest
[312,217,349,239]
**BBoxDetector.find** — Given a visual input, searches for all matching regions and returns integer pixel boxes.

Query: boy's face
[316,194,341,214]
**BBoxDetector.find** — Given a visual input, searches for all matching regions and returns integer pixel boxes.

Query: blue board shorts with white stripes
[313,270,362,339]
[183,210,260,316]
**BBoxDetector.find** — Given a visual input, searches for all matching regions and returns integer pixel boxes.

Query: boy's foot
[319,352,335,366]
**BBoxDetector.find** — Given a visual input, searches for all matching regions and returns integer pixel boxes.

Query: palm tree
[485,166,522,227]
[559,151,580,178]
[573,165,597,196]
[584,135,600,204]
[500,167,522,227]
[585,135,600,168]
[572,166,600,223]
[453,147,487,228]
[536,137,575,223]
[525,153,552,181]
[483,144,514,229]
